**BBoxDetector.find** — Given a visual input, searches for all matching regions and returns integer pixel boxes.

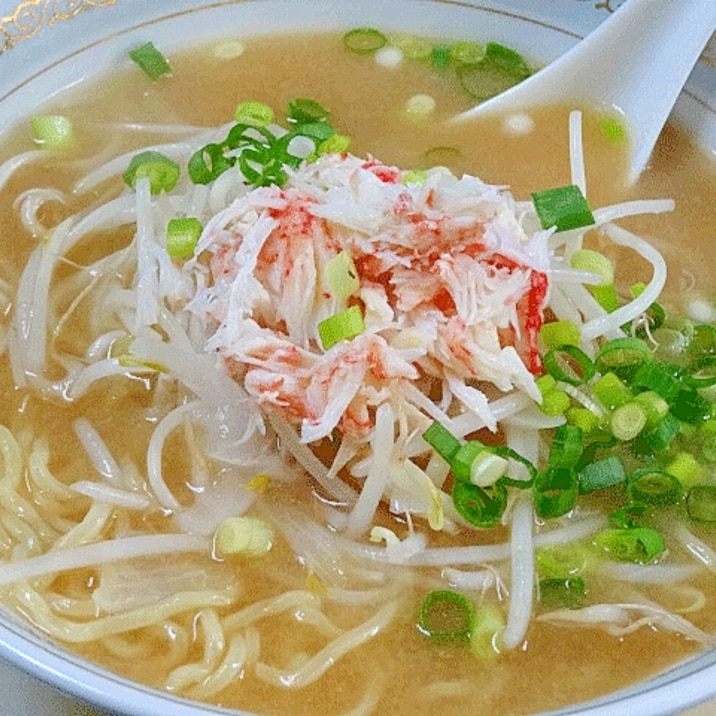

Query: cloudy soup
[1,27,716,716]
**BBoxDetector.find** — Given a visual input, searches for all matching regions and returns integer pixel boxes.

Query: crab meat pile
[190,153,551,443]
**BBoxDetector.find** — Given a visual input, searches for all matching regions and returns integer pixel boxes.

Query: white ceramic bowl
[1,2,715,714]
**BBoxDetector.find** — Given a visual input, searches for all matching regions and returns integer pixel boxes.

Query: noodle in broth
[1,30,716,716]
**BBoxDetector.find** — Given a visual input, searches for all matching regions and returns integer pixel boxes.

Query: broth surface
[0,30,716,716]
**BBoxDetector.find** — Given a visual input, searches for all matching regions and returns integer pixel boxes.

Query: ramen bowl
[1,1,716,715]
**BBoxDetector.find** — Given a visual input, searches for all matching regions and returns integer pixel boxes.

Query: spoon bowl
[452,0,716,185]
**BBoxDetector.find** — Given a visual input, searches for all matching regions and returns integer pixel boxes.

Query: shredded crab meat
[191,153,550,444]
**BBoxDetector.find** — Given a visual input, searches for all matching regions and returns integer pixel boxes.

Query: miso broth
[0,30,716,716]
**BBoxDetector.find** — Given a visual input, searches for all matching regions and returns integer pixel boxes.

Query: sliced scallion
[469,605,504,660]
[632,362,682,403]
[543,345,595,386]
[452,480,507,528]
[610,402,648,441]
[317,305,365,350]
[287,98,330,124]
[595,337,650,375]
[422,421,461,464]
[129,41,172,81]
[592,372,633,409]
[627,468,683,507]
[418,590,475,644]
[234,101,274,126]
[532,185,595,233]
[633,413,681,454]
[123,150,180,195]
[671,388,713,424]
[448,40,485,66]
[166,217,202,259]
[539,320,580,349]
[594,527,665,563]
[534,467,577,519]
[577,455,626,494]
[539,577,586,610]
[686,485,716,523]
[548,425,583,470]
[343,28,387,55]
[431,44,450,69]
[30,115,74,149]
[325,250,360,303]
[609,503,646,529]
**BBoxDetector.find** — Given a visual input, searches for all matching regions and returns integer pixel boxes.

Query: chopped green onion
[402,169,428,186]
[632,362,682,403]
[129,41,172,81]
[325,250,360,303]
[30,115,74,149]
[457,43,530,103]
[671,388,713,424]
[317,132,351,155]
[387,33,433,60]
[488,445,537,488]
[317,305,365,350]
[422,421,461,464]
[291,121,335,143]
[686,355,716,389]
[539,577,586,610]
[452,480,507,528]
[595,337,650,374]
[610,402,648,441]
[536,544,589,578]
[633,413,681,454]
[570,249,614,284]
[469,605,504,660]
[532,185,595,233]
[686,485,716,522]
[188,142,235,185]
[417,590,475,644]
[599,115,626,144]
[539,320,580,349]
[548,425,583,470]
[536,375,571,416]
[287,98,330,124]
[343,28,387,55]
[627,468,683,507]
[632,391,670,429]
[451,440,487,483]
[123,150,180,195]
[567,407,600,435]
[577,455,626,494]
[234,101,274,126]
[593,372,633,409]
[448,41,485,65]
[431,45,450,69]
[534,467,577,519]
[592,284,619,313]
[214,515,274,558]
[690,324,716,355]
[594,527,665,563]
[484,42,530,77]
[701,433,716,463]
[469,452,509,488]
[543,345,595,386]
[166,217,202,259]
[609,503,646,529]
[666,452,700,486]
